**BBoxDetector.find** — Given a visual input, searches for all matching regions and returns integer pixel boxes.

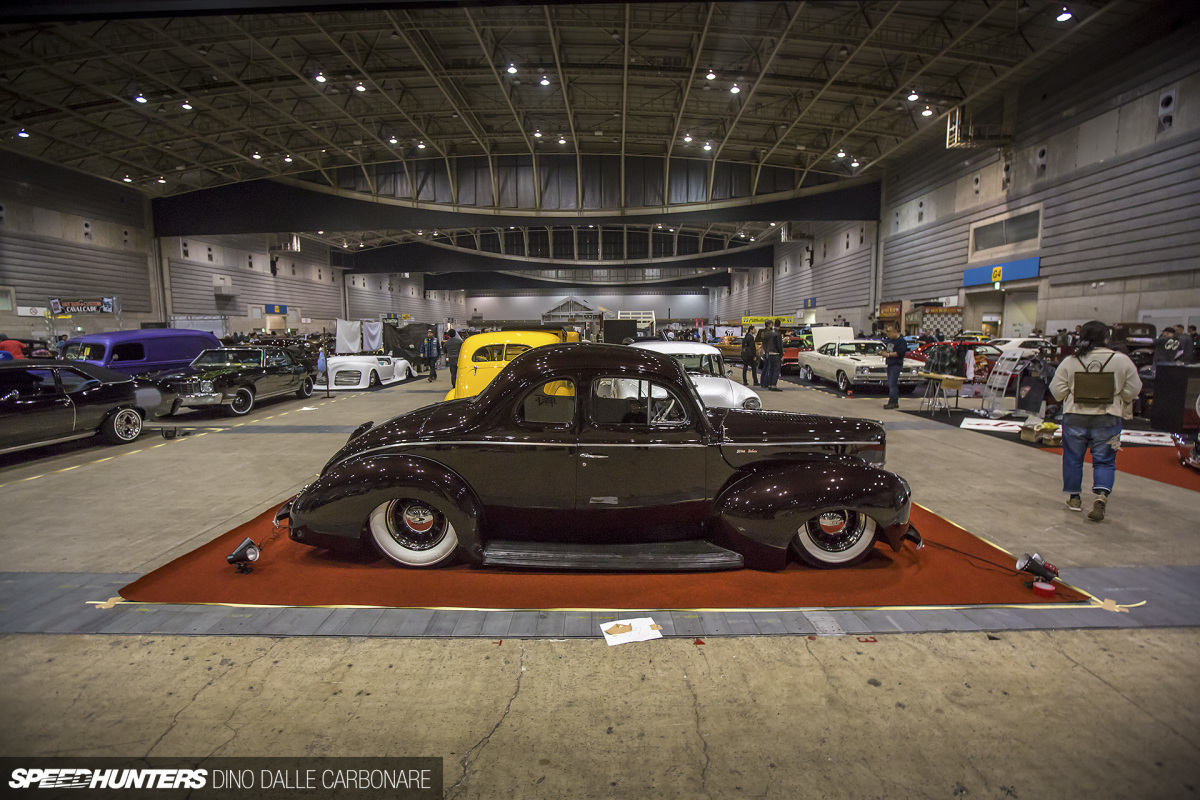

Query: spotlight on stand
[227,537,260,574]
[1015,552,1057,582]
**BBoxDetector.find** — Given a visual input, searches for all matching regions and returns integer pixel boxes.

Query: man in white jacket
[1049,320,1142,522]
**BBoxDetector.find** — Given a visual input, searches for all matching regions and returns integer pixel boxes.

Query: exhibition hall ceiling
[0,0,1158,268]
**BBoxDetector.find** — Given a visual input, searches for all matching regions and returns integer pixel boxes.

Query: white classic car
[631,341,761,410]
[315,354,415,390]
[797,340,924,393]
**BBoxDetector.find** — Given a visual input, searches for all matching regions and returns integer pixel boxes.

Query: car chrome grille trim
[334,371,361,386]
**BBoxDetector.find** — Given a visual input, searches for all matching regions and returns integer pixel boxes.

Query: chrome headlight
[742,396,762,410]
[200,380,214,393]
[856,366,870,375]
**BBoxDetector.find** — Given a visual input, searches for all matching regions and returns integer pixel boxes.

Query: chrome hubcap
[389,501,446,551]
[805,510,865,553]
[115,410,140,439]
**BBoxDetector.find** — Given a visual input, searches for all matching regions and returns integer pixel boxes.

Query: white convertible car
[631,341,761,409]
[315,354,415,390]
[797,340,924,393]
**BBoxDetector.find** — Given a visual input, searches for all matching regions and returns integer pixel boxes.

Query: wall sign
[264,304,288,315]
[799,297,818,309]
[741,315,795,325]
[877,302,902,319]
[17,306,48,317]
[963,256,1040,287]
[48,298,115,314]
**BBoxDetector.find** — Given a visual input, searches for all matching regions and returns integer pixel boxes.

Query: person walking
[443,329,463,388]
[419,329,442,382]
[1049,320,1142,523]
[760,319,784,391]
[883,324,907,409]
[740,326,759,386]
[1153,326,1182,365]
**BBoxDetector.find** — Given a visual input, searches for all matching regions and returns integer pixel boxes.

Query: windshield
[670,353,723,376]
[838,342,887,356]
[62,342,106,362]
[191,349,262,368]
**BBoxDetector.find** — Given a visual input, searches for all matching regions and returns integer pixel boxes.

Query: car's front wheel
[836,371,852,393]
[100,407,143,444]
[226,386,254,416]
[792,510,877,568]
[368,370,380,388]
[368,498,459,567]
[296,376,314,398]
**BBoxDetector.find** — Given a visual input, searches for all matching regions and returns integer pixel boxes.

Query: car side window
[472,344,505,363]
[590,378,688,427]
[267,351,288,366]
[110,342,145,362]
[56,369,93,393]
[517,379,576,426]
[1,368,60,397]
[505,344,532,361]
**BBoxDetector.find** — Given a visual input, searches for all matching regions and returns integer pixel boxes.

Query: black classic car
[0,360,159,455]
[151,346,316,416]
[285,344,919,571]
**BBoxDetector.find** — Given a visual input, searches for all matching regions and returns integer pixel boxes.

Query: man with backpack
[1049,320,1142,522]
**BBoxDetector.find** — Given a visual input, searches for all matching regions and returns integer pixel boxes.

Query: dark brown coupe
[284,344,919,571]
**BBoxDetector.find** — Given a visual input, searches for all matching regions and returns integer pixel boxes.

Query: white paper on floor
[601,617,664,646]
[1120,430,1174,446]
[959,418,1023,433]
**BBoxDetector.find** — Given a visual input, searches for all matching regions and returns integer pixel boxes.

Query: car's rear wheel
[368,498,458,567]
[792,510,877,568]
[836,371,851,393]
[226,386,254,416]
[296,376,314,398]
[101,408,143,444]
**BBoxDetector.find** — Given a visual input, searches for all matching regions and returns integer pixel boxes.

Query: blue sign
[264,304,288,315]
[963,256,1039,287]
[800,297,818,309]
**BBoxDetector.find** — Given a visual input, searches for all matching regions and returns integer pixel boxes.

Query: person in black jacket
[883,324,908,409]
[760,320,784,391]
[444,329,463,387]
[740,326,758,386]
[418,329,442,382]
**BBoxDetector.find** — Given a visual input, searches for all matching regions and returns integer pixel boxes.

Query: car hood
[717,408,885,445]
[148,365,255,382]
[687,374,758,409]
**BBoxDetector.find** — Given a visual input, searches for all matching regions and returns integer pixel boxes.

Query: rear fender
[289,454,485,564]
[712,459,912,570]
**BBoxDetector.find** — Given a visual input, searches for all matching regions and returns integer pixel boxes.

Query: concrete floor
[2,373,1198,797]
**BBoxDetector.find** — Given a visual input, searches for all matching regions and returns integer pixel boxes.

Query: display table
[917,372,965,417]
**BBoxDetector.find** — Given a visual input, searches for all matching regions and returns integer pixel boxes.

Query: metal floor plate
[1,566,1198,639]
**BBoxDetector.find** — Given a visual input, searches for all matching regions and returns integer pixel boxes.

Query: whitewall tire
[792,510,877,568]
[368,498,458,567]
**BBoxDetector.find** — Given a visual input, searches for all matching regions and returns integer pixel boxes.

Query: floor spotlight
[227,537,261,573]
[1015,553,1057,582]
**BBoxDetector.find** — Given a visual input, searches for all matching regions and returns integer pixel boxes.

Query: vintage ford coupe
[285,344,919,571]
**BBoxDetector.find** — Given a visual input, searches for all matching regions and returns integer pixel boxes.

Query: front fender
[712,458,912,570]
[289,454,485,564]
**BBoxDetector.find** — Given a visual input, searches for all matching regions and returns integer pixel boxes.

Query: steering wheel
[651,398,677,424]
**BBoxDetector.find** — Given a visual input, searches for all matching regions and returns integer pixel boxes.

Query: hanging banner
[741,316,795,325]
[48,298,115,314]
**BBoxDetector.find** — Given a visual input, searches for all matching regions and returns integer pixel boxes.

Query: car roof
[67,328,219,344]
[460,330,562,359]
[631,341,721,355]
[0,359,131,382]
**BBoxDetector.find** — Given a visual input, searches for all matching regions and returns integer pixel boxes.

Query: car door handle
[579,453,608,459]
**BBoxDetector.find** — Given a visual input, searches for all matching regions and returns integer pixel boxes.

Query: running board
[480,540,744,571]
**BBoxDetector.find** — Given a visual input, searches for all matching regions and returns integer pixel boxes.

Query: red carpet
[120,505,1088,610]
[1041,446,1200,492]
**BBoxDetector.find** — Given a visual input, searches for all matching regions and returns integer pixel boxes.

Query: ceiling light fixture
[730,83,740,94]
[17,128,29,138]
[705,69,716,80]
[156,176,166,184]
[907,90,919,102]
[252,151,261,159]
[317,230,324,234]
[836,149,846,158]
[181,101,193,110]
[922,105,934,117]
[683,133,692,143]
[850,159,860,167]
[703,141,712,151]
[122,175,132,182]
[284,155,293,163]
[533,130,542,138]
[558,135,567,144]
[540,75,550,86]
[389,135,398,144]
[417,141,426,149]
[769,222,776,226]
[134,94,148,104]
[355,82,366,92]
[315,72,327,83]
[1056,6,1073,22]
[507,63,518,74]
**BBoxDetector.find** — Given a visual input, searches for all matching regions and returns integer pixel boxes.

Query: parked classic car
[316,354,415,390]
[444,329,568,401]
[797,340,925,393]
[781,335,813,373]
[0,360,163,455]
[630,341,761,410]
[909,341,1003,382]
[284,343,919,571]
[62,329,222,376]
[150,346,316,416]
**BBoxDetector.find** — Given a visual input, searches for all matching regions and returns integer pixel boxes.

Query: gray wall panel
[0,151,147,229]
[0,230,152,312]
[168,257,343,319]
